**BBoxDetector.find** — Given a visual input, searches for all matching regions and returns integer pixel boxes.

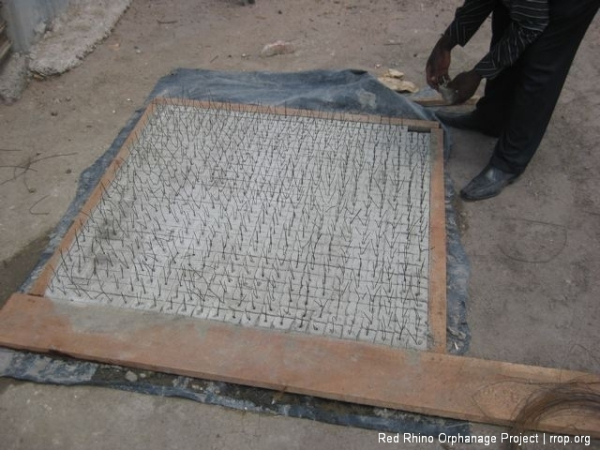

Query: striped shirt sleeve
[445,0,550,79]
[444,0,497,48]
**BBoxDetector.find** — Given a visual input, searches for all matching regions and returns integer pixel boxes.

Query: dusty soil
[0,232,49,308]
[0,0,599,448]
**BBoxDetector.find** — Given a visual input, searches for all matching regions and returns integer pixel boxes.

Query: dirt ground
[1,0,599,448]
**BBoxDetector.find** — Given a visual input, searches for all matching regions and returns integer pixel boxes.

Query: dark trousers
[475,0,600,175]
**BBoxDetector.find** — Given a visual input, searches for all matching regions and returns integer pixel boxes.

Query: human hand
[447,70,482,104]
[425,35,452,90]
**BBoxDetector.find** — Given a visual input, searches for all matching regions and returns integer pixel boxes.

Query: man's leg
[461,0,600,201]
[490,0,600,175]
[473,1,519,129]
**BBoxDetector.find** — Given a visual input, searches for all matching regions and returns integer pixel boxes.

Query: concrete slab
[43,101,437,350]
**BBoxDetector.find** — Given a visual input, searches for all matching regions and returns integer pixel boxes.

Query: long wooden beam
[0,293,598,437]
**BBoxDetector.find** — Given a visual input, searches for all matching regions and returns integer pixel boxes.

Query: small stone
[50,111,58,116]
[125,371,138,382]
[34,21,48,36]
[260,41,295,58]
[66,168,72,174]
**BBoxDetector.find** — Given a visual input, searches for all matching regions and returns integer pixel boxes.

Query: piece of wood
[0,293,598,437]
[412,96,480,107]
[428,128,446,353]
[151,97,441,132]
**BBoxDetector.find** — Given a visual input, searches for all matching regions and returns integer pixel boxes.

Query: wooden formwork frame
[0,98,598,437]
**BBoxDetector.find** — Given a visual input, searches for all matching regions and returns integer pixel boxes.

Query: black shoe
[435,111,501,138]
[460,164,519,201]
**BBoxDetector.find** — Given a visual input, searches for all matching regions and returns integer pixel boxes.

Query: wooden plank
[151,97,441,131]
[412,96,480,107]
[0,293,598,437]
[428,128,446,353]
